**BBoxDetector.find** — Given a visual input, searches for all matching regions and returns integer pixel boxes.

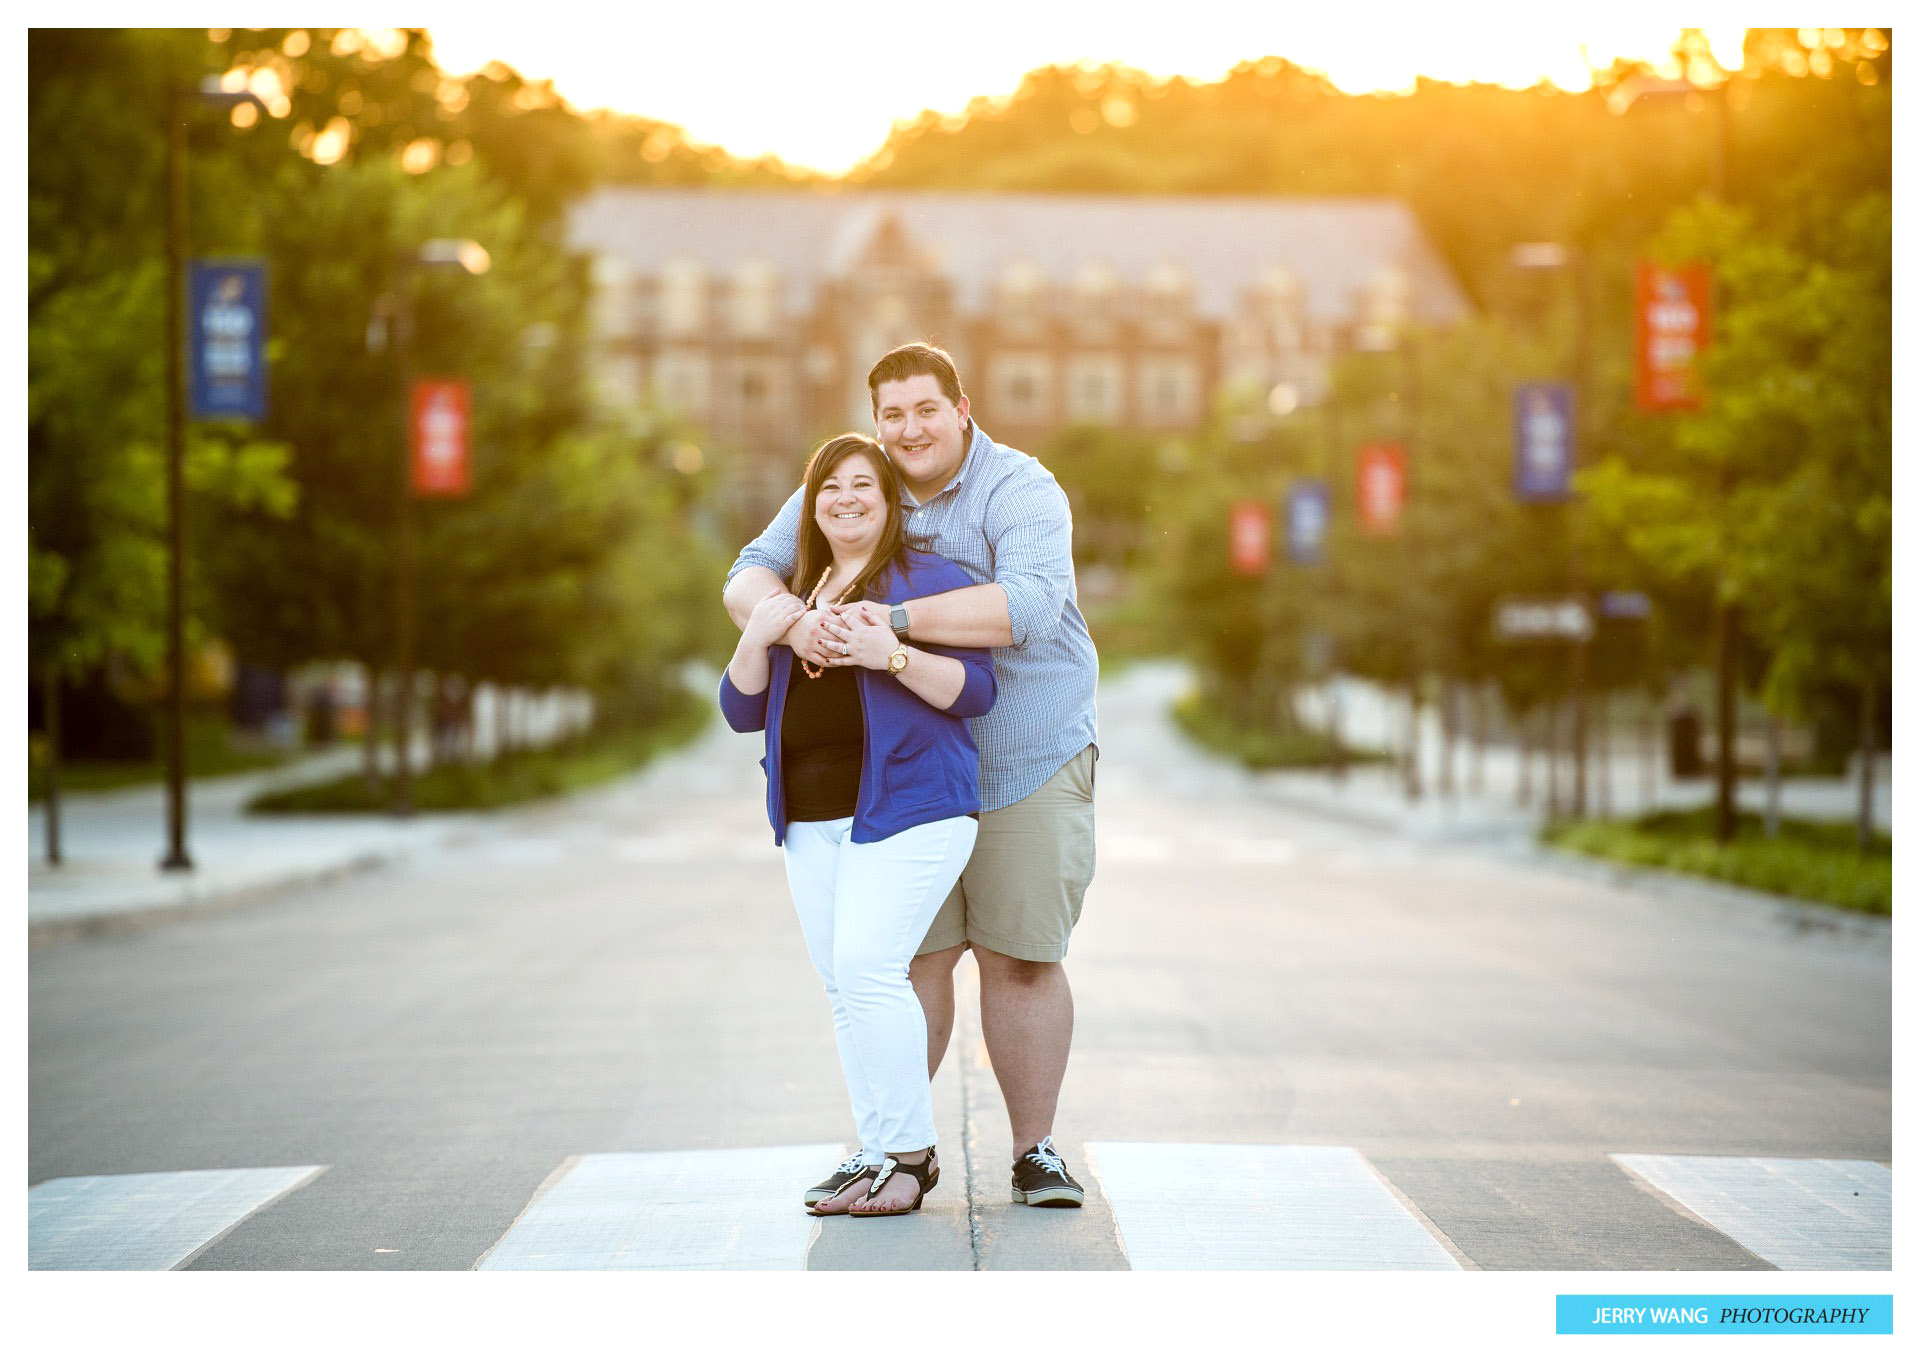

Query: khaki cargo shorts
[917,744,1096,963]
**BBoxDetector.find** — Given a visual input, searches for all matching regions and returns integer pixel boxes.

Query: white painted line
[1220,838,1298,865]
[29,1166,324,1270]
[1612,1154,1891,1271]
[478,1144,844,1270]
[1085,1143,1461,1271]
[1103,835,1172,862]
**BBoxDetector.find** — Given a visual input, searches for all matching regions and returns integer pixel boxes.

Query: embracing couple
[720,342,1099,1218]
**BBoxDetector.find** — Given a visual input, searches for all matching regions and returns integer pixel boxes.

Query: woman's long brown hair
[791,433,910,605]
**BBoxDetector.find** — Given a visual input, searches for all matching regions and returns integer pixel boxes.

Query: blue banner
[1557,1295,1891,1335]
[189,260,267,422]
[1286,479,1331,565]
[1514,381,1575,501]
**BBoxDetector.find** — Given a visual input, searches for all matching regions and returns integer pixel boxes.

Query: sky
[419,3,1749,175]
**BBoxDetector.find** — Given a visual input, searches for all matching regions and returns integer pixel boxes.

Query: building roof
[568,188,1472,325]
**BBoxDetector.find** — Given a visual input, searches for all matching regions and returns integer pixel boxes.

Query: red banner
[1635,262,1711,412]
[411,379,471,497]
[1357,443,1405,535]
[1229,499,1272,577]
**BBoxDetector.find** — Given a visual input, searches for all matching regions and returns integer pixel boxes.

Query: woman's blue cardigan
[718,551,997,845]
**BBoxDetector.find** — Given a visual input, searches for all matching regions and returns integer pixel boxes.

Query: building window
[994,260,1050,337]
[1139,356,1198,425]
[991,352,1052,423]
[1065,353,1124,424]
[1143,261,1193,334]
[733,358,783,419]
[596,355,642,407]
[591,256,638,340]
[730,259,780,339]
[660,258,707,338]
[654,351,711,414]
[1071,261,1120,332]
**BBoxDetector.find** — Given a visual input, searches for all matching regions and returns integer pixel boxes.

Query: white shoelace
[832,1152,869,1176]
[1024,1136,1069,1179]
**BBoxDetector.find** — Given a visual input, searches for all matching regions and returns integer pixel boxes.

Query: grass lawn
[248,696,709,814]
[1541,805,1891,915]
[1172,689,1393,771]
[29,715,299,802]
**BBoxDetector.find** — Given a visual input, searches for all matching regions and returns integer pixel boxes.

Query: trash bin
[1667,705,1704,779]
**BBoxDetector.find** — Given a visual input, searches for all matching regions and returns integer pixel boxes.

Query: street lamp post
[159,76,265,872]
[1354,273,1422,802]
[388,240,489,817]
[1512,241,1592,819]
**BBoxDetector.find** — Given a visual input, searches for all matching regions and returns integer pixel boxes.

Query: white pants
[782,815,979,1160]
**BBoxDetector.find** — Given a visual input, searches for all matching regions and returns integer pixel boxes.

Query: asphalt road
[28,666,1891,1271]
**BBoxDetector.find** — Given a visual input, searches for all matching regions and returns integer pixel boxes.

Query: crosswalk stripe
[1612,1154,1891,1271]
[477,1144,845,1270]
[1085,1143,1462,1271]
[28,1166,324,1270]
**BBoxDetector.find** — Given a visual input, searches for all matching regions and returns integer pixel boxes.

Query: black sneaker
[1011,1136,1084,1207]
[804,1152,877,1211]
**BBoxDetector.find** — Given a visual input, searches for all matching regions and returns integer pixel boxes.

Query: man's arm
[723,488,805,631]
[721,488,839,667]
[878,584,1013,648]
[826,477,1073,653]
[724,565,790,632]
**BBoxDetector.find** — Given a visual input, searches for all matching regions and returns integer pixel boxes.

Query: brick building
[568,188,1471,518]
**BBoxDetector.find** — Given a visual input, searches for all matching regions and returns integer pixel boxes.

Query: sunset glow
[422,11,1749,174]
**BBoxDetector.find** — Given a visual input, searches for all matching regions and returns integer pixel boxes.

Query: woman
[719,433,995,1218]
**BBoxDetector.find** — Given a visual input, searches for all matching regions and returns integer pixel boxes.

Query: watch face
[888,648,908,673]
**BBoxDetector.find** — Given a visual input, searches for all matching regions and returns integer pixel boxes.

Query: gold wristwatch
[886,644,910,675]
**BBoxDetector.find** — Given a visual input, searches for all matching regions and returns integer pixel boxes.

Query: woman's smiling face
[813,451,889,557]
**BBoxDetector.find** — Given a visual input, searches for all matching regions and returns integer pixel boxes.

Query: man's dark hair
[867,342,967,414]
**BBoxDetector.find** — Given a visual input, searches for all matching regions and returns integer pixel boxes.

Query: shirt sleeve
[725,487,805,591]
[982,470,1075,648]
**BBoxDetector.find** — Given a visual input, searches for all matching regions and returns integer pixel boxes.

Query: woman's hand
[741,590,808,651]
[839,605,902,671]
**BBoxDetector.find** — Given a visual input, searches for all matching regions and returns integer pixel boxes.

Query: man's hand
[740,591,808,651]
[784,609,840,667]
[839,604,899,671]
[825,599,889,637]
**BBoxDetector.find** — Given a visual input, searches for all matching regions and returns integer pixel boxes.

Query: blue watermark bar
[1558,1296,1890,1334]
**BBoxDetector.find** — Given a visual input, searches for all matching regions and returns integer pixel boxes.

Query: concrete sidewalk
[26,744,483,940]
[1283,670,1892,834]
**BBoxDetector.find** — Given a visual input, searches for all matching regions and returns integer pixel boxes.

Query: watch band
[889,604,910,639]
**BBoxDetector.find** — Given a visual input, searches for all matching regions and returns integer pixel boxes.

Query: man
[724,342,1099,1209]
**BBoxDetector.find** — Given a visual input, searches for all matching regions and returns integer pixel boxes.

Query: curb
[27,848,415,949]
[1515,839,1892,941]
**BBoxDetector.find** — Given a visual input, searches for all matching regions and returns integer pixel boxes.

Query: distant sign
[1286,479,1330,565]
[1599,590,1653,620]
[411,379,471,497]
[1494,597,1594,643]
[1356,443,1405,535]
[1514,382,1575,501]
[1229,499,1272,576]
[1635,262,1710,412]
[188,260,266,422]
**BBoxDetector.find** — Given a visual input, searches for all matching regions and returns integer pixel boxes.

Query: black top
[781,662,863,821]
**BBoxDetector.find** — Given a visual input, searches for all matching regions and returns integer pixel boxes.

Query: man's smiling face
[874,374,969,497]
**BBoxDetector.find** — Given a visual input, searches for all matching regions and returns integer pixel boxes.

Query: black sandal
[804,1154,879,1214]
[850,1146,938,1217]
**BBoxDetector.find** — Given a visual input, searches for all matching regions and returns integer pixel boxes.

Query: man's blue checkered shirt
[726,420,1099,812]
